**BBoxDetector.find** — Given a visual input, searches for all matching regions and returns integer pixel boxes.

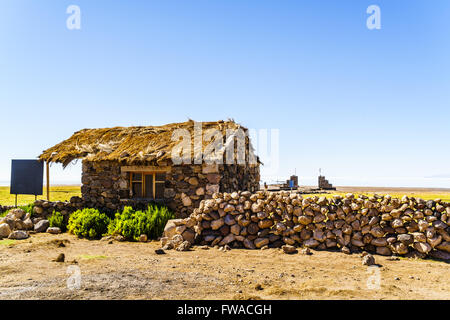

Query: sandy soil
[0,233,448,300]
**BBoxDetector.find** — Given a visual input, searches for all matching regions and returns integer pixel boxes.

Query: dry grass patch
[0,186,81,206]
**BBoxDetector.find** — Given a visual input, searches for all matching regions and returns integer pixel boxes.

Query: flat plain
[0,233,448,300]
[1,185,449,300]
[0,186,81,206]
[1,185,449,206]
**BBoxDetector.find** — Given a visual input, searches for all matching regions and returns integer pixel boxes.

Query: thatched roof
[39,120,260,167]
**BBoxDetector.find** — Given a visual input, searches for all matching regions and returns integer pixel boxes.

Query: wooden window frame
[129,172,165,200]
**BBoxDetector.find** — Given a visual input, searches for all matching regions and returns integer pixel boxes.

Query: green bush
[68,208,110,239]
[48,211,67,232]
[108,204,174,241]
[19,203,34,216]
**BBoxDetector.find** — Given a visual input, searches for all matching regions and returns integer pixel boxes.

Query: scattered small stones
[8,230,29,240]
[219,245,231,252]
[362,254,376,266]
[139,234,148,242]
[155,248,166,255]
[254,284,263,290]
[175,240,191,252]
[360,251,369,258]
[47,227,61,234]
[282,245,297,254]
[55,253,65,263]
[301,248,312,255]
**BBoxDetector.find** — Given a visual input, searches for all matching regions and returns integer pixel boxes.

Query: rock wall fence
[163,190,450,259]
[0,205,15,214]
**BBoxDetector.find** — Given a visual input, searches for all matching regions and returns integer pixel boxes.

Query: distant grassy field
[300,192,450,202]
[1,184,449,206]
[0,186,81,206]
[299,186,450,202]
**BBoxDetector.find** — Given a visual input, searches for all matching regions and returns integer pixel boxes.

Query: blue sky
[0,0,449,187]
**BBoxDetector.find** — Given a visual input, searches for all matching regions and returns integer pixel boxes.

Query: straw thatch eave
[38,120,260,168]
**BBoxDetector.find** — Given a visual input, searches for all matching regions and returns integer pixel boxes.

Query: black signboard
[10,160,44,195]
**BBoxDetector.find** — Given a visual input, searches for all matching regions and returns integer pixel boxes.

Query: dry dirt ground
[0,233,449,300]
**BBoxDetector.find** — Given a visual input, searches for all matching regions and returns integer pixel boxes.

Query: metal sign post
[46,161,50,201]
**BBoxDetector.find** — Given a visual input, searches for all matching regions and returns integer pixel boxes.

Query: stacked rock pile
[0,209,34,240]
[32,197,84,218]
[0,207,65,240]
[164,190,450,259]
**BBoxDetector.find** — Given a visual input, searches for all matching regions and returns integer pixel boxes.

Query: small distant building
[286,175,298,188]
[276,174,299,190]
[318,175,335,190]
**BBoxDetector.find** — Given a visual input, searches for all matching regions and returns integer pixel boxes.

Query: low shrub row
[64,204,174,240]
[67,208,111,239]
[108,205,174,241]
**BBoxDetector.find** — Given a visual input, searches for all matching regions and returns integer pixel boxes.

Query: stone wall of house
[220,164,260,193]
[79,160,260,217]
[164,163,260,218]
[81,161,125,212]
[164,190,450,260]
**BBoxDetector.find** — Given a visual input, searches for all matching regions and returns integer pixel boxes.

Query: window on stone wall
[129,172,165,200]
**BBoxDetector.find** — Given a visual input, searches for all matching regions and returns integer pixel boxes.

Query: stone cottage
[39,120,260,217]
